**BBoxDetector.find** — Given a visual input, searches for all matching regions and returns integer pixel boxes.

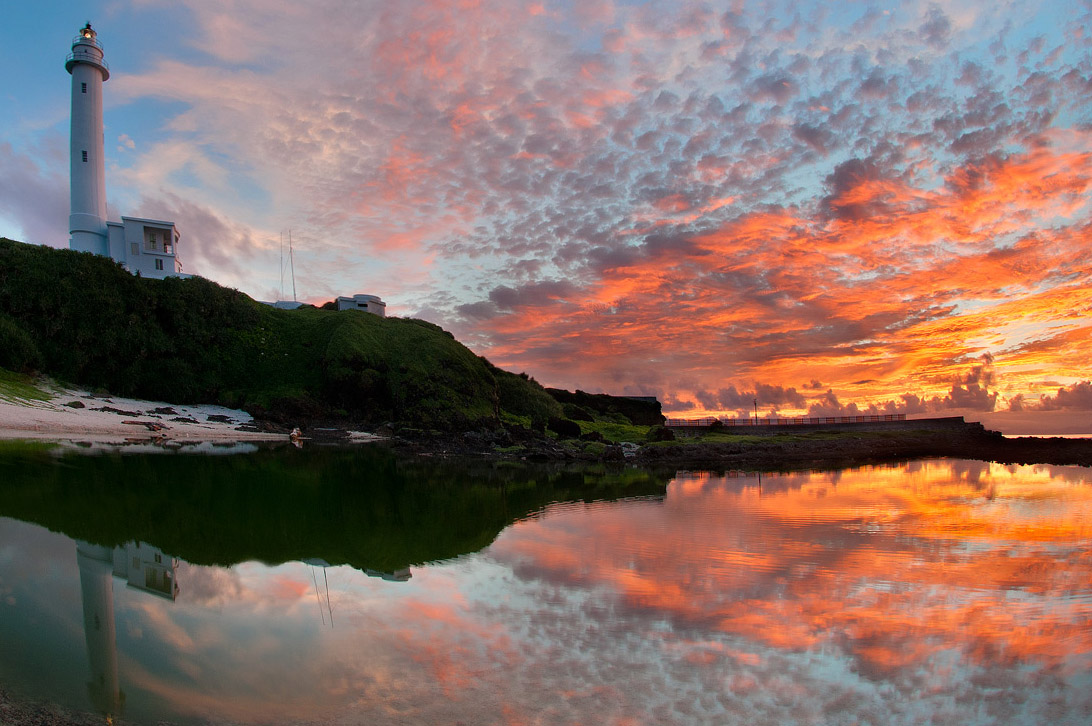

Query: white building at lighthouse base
[101,216,186,278]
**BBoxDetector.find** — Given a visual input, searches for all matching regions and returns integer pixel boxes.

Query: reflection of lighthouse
[76,541,122,717]
[75,540,179,720]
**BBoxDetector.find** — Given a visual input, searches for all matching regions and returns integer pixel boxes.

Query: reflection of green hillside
[0,444,668,572]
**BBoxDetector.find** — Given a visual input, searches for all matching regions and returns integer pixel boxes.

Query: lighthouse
[65,23,186,278]
[67,23,110,255]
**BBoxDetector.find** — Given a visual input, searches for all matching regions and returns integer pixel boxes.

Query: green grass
[577,420,651,443]
[492,444,525,455]
[0,368,52,402]
[500,412,532,428]
[581,441,608,456]
[0,438,62,456]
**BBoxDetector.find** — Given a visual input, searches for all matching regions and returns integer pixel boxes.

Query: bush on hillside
[0,312,42,372]
[547,416,582,439]
[485,363,563,431]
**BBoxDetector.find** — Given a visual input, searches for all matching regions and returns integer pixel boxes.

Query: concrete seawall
[669,416,988,437]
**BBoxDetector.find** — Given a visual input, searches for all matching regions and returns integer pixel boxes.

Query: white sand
[0,381,288,445]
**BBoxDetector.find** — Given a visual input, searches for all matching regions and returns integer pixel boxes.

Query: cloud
[0,142,68,247]
[134,193,263,283]
[918,5,952,50]
[748,74,798,104]
[693,383,808,416]
[488,279,581,310]
[1027,380,1092,411]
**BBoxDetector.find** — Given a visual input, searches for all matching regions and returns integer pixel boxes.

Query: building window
[82,82,87,93]
[81,150,88,162]
[131,242,139,256]
[163,236,173,254]
[155,258,164,271]
[145,231,157,251]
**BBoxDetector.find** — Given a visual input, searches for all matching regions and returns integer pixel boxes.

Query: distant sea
[1002,433,1092,439]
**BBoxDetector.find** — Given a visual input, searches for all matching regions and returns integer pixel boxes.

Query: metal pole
[289,229,297,302]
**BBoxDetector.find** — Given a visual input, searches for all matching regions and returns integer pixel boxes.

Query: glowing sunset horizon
[1,2,1089,431]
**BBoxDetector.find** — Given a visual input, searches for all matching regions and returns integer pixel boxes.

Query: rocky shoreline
[2,385,1088,470]
[367,420,1092,470]
[0,689,127,726]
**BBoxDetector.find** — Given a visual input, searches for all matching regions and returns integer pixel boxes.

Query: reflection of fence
[676,469,758,479]
[666,413,907,427]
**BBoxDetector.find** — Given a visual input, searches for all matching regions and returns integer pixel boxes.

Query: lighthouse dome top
[66,23,109,79]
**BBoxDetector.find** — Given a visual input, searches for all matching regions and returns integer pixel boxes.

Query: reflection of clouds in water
[5,459,1091,725]
[0,519,90,710]
[114,564,356,722]
[175,561,245,606]
[483,460,1092,724]
[125,460,1092,723]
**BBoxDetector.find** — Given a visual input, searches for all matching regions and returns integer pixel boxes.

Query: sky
[1,0,1090,431]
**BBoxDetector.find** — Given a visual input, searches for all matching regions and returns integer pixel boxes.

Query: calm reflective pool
[1,447,1091,725]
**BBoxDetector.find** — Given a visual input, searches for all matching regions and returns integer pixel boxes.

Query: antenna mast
[279,231,285,300]
[289,229,297,302]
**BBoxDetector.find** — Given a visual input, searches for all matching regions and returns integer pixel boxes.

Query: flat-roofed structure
[336,294,386,316]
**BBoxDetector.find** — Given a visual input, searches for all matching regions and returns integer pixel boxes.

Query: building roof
[120,215,178,228]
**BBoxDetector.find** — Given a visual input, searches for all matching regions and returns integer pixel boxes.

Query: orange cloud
[470,141,1092,418]
[491,461,1092,677]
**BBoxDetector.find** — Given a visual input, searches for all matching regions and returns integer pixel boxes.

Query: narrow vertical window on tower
[81,82,87,93]
[81,150,88,162]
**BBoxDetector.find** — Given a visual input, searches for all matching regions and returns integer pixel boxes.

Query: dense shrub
[547,416,582,438]
[546,387,664,425]
[645,425,676,442]
[561,402,594,421]
[486,364,563,430]
[0,312,42,372]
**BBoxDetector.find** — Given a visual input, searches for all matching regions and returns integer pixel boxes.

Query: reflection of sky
[2,459,1092,724]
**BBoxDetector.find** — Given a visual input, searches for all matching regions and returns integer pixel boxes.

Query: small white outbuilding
[336,294,386,316]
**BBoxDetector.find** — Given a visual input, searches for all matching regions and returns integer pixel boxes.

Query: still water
[1,445,1091,725]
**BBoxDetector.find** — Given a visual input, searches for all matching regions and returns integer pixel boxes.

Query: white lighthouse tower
[67,23,110,255]
[65,23,186,278]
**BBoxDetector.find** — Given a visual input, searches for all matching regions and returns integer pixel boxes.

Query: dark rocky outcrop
[546,388,664,426]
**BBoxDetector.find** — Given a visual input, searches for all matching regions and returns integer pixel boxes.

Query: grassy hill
[0,237,561,430]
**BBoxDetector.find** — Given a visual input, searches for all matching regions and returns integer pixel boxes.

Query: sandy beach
[0,379,289,446]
